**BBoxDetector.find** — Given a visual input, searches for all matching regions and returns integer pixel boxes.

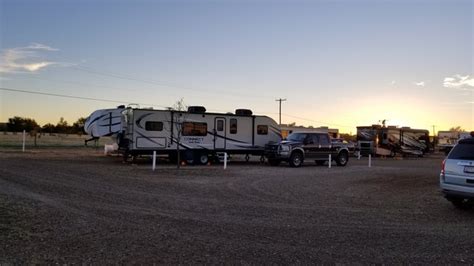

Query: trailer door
[214,117,226,149]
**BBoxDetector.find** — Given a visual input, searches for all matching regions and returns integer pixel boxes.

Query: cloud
[443,74,474,88]
[391,80,396,86]
[26,43,59,51]
[0,43,59,73]
[414,81,425,87]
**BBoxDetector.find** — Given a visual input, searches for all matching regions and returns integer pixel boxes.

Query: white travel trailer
[85,105,282,164]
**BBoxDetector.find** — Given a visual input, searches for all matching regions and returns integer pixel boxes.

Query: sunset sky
[0,0,472,134]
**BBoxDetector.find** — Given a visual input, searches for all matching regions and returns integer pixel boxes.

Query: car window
[448,143,474,160]
[287,133,306,142]
[318,134,330,145]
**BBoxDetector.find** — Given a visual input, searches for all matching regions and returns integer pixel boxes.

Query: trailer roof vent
[187,106,206,113]
[235,109,253,116]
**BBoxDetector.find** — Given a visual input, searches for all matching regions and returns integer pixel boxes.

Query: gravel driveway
[1,149,473,263]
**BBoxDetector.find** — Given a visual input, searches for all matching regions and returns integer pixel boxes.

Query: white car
[440,136,474,209]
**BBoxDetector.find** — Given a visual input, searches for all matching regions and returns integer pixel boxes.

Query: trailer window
[257,125,268,135]
[217,120,224,131]
[230,119,237,134]
[145,121,163,131]
[182,122,207,136]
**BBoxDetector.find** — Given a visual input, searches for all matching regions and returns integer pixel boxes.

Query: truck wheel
[289,151,304,167]
[336,151,348,166]
[268,159,281,166]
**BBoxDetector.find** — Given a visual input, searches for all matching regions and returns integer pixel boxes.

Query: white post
[328,154,332,168]
[22,130,26,152]
[224,153,227,170]
[358,152,361,160]
[152,151,157,171]
[368,154,372,168]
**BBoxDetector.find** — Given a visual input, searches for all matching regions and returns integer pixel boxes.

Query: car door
[316,133,332,159]
[303,134,318,159]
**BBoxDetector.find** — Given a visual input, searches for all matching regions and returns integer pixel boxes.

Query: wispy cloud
[0,43,60,73]
[414,81,425,87]
[391,80,396,86]
[443,74,474,88]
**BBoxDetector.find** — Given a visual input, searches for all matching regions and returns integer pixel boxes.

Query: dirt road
[1,149,473,263]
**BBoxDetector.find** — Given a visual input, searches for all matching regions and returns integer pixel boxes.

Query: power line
[1,87,355,130]
[0,87,167,108]
[70,65,269,99]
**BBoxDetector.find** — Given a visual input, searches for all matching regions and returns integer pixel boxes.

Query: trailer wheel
[197,152,209,165]
[390,150,396,157]
[245,154,250,162]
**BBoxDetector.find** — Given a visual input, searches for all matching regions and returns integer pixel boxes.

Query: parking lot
[1,148,474,263]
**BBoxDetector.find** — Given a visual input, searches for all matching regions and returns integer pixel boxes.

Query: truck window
[182,122,207,136]
[318,134,330,145]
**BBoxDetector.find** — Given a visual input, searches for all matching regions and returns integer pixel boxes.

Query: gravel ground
[1,149,473,264]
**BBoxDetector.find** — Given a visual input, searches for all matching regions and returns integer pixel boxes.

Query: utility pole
[276,98,287,125]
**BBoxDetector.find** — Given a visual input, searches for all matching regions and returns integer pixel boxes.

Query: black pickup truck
[265,132,350,167]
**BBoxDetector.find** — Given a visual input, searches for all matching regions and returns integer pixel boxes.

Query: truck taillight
[441,159,446,175]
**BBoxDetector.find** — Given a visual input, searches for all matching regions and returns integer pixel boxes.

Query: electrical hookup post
[22,130,26,152]
[223,153,228,170]
[152,151,157,171]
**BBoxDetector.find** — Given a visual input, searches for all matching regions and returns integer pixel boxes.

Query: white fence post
[358,152,361,160]
[369,154,372,168]
[224,153,227,170]
[22,130,26,152]
[152,151,157,171]
[328,154,332,168]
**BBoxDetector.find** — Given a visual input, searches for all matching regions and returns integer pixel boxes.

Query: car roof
[290,131,327,134]
[458,137,474,144]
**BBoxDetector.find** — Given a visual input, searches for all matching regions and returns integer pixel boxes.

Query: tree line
[1,116,87,135]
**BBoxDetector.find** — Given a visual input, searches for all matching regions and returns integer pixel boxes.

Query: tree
[55,117,69,134]
[42,123,55,135]
[72,117,87,134]
[449,126,465,132]
[171,98,187,169]
[7,116,40,132]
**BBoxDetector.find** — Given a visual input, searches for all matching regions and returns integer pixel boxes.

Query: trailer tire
[390,150,396,158]
[196,152,209,165]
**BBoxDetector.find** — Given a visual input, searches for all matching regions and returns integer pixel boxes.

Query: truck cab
[265,132,350,167]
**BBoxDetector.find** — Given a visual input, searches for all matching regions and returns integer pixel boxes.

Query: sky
[0,0,473,134]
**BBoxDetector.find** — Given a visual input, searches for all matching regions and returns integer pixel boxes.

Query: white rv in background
[85,105,281,164]
[438,131,473,154]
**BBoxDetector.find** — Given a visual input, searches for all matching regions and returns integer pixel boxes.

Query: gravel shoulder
[1,149,473,264]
